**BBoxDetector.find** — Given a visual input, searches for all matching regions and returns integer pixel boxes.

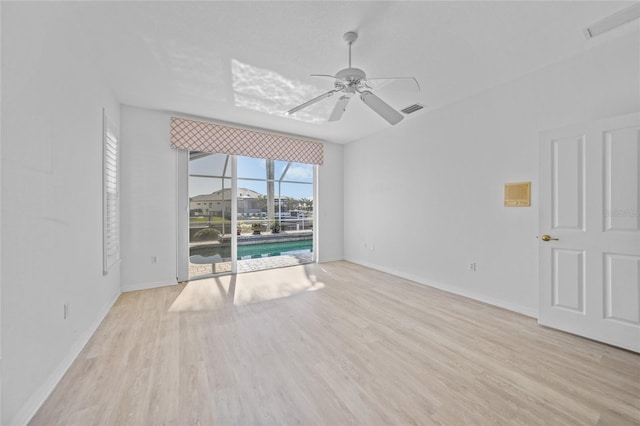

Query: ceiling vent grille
[401,103,424,114]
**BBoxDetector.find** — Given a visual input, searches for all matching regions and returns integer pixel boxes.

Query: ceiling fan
[286,31,420,125]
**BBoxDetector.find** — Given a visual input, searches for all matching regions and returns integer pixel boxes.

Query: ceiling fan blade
[328,95,351,122]
[365,77,420,92]
[359,91,404,125]
[310,74,337,79]
[286,89,339,115]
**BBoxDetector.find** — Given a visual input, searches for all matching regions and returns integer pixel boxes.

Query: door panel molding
[551,248,585,313]
[604,253,640,325]
[603,126,640,232]
[551,135,586,231]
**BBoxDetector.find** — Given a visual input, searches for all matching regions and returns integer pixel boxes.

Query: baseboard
[345,257,538,319]
[121,278,178,293]
[10,288,121,426]
[318,255,344,263]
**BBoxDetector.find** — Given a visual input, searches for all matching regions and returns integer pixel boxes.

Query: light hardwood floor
[30,261,640,425]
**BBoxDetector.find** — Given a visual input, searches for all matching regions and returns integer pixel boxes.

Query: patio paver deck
[188,252,313,278]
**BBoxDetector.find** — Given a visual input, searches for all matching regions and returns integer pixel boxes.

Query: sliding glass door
[187,152,314,279]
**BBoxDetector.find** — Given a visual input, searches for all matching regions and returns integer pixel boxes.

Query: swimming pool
[190,239,313,264]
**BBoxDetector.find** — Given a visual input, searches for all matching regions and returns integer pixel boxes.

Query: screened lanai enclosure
[188,152,314,278]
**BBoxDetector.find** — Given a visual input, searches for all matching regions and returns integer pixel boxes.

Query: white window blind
[103,110,119,274]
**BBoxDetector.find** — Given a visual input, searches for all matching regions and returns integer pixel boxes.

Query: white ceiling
[29,1,638,144]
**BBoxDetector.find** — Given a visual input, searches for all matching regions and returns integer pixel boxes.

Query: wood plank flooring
[30,261,640,425]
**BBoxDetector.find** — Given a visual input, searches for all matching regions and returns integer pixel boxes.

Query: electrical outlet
[151,256,158,264]
[467,262,477,272]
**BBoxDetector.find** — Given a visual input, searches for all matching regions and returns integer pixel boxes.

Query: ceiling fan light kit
[286,31,420,125]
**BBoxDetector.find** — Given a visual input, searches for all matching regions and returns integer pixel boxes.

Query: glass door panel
[236,156,314,273]
[278,182,313,232]
[188,152,232,278]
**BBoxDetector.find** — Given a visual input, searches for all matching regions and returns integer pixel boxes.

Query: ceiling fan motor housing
[335,68,366,86]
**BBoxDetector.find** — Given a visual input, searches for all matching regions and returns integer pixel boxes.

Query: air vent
[401,103,424,114]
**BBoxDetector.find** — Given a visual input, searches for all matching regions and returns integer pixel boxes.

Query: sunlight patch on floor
[233,264,324,306]
[168,276,233,312]
[169,265,324,312]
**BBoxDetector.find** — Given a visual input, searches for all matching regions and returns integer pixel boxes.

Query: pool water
[190,239,313,264]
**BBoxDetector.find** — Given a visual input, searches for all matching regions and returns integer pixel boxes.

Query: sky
[189,154,313,201]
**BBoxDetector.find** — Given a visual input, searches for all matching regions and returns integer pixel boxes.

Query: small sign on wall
[504,182,531,207]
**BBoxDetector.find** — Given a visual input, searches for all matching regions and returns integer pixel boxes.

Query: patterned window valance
[170,117,324,165]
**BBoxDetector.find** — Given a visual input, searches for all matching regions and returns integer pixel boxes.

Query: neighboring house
[190,187,299,217]
[190,187,262,217]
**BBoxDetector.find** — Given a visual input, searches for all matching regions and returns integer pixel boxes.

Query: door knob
[541,234,559,241]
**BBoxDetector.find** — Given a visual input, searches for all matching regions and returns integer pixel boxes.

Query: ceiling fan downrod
[344,31,358,68]
[336,32,366,88]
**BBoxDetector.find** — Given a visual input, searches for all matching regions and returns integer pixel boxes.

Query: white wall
[318,142,344,262]
[120,107,179,292]
[344,32,640,317]
[1,3,121,424]
[120,106,345,291]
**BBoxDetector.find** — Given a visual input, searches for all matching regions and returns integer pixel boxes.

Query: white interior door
[539,112,640,352]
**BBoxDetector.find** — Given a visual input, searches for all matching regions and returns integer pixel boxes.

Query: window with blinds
[103,110,119,274]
